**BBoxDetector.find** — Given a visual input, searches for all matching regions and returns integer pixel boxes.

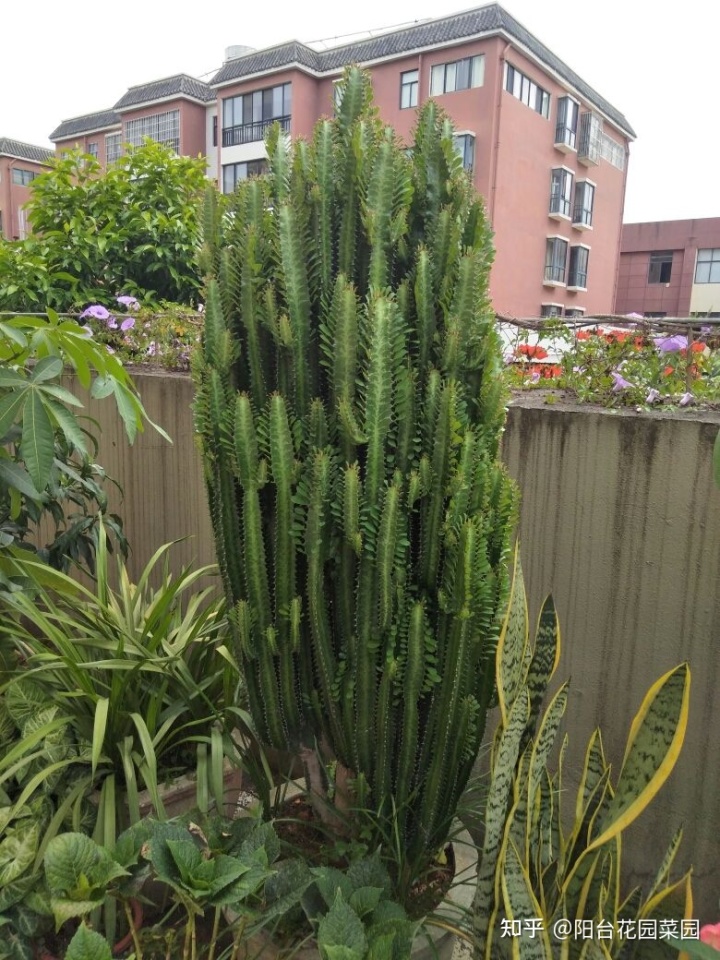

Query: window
[504,63,550,118]
[212,116,217,147]
[106,134,122,164]
[549,168,573,218]
[222,159,268,194]
[644,311,667,318]
[453,133,475,172]
[125,110,180,153]
[573,180,595,228]
[695,249,720,284]
[11,168,37,186]
[599,132,624,170]
[568,245,590,289]
[564,307,585,318]
[222,83,291,146]
[541,303,563,317]
[648,252,673,284]
[555,96,579,150]
[430,55,484,95]
[544,237,568,285]
[400,70,418,109]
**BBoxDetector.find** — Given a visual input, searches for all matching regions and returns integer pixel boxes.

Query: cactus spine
[193,67,516,893]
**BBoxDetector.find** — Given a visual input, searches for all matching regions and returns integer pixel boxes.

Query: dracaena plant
[193,66,516,898]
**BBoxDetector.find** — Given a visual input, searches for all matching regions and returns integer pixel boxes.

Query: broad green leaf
[0,388,29,440]
[496,545,529,724]
[90,375,115,400]
[21,389,55,491]
[588,664,690,853]
[64,923,113,960]
[317,892,368,960]
[0,823,39,886]
[31,356,64,383]
[501,839,553,959]
[0,459,41,500]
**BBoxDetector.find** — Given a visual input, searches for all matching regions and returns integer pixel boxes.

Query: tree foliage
[0,142,207,310]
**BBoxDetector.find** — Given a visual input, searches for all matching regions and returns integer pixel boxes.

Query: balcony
[222,115,290,147]
[549,194,571,221]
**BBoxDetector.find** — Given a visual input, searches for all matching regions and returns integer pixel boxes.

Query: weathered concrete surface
[503,393,720,922]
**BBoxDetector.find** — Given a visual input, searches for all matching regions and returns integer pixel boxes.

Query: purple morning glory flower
[116,295,140,310]
[147,341,157,356]
[654,334,688,353]
[529,371,541,383]
[80,304,110,321]
[107,317,118,330]
[120,317,135,332]
[611,371,633,392]
[646,388,660,404]
[679,392,693,406]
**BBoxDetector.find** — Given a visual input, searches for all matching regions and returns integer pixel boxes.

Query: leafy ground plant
[0,524,242,853]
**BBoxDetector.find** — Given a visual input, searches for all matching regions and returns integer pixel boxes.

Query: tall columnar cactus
[193,67,517,890]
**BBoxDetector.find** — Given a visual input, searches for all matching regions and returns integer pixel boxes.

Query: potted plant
[192,63,516,934]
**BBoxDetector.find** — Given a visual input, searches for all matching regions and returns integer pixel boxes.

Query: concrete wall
[503,393,720,922]
[70,373,720,920]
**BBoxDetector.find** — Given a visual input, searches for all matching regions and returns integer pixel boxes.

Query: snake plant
[472,547,692,960]
[193,66,516,892]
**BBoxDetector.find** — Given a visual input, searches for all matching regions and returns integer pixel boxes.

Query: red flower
[542,364,562,379]
[576,330,592,341]
[633,337,645,349]
[518,344,549,359]
[663,366,674,377]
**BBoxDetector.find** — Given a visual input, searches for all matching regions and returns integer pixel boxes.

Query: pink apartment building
[0,138,54,240]
[49,4,635,318]
[615,219,720,318]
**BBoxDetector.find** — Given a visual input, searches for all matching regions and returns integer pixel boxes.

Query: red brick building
[615,219,720,318]
[0,138,54,240]
[49,4,635,317]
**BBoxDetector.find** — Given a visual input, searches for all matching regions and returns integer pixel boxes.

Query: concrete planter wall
[64,374,720,921]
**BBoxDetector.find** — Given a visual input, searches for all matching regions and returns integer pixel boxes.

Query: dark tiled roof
[210,3,634,137]
[114,74,215,110]
[0,136,54,163]
[50,110,121,141]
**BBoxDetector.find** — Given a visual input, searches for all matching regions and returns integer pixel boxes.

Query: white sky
[2,0,717,224]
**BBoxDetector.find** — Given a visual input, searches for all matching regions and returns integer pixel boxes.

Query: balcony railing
[554,123,576,151]
[549,195,571,218]
[222,116,290,147]
[572,205,593,227]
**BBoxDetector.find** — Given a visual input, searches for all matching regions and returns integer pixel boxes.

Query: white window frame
[544,235,568,287]
[430,55,484,95]
[555,96,579,151]
[549,167,574,220]
[400,69,419,109]
[568,244,591,291]
[572,179,595,230]
[695,249,720,284]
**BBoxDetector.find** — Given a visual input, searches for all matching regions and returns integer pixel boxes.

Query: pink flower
[700,924,720,950]
[611,371,633,392]
[120,317,135,332]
